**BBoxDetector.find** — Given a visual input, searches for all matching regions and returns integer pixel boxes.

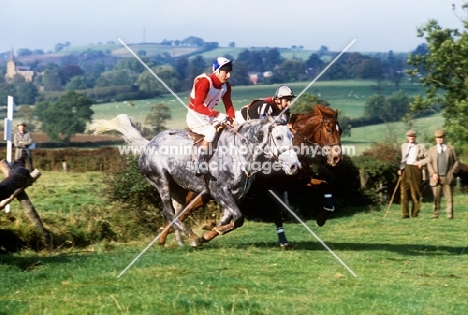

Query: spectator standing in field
[419,129,459,219]
[234,85,295,124]
[398,129,427,218]
[13,122,33,171]
[186,57,235,176]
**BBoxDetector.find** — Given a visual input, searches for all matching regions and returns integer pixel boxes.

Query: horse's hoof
[201,229,220,243]
[316,210,331,227]
[188,236,203,248]
[280,243,293,250]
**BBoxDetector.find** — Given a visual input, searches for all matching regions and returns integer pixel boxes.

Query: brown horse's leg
[157,221,174,246]
[158,191,210,246]
[200,222,235,243]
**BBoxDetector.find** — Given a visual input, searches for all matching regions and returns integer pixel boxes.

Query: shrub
[101,155,164,231]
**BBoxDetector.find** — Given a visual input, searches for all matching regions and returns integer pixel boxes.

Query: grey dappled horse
[90,114,300,247]
[157,105,342,247]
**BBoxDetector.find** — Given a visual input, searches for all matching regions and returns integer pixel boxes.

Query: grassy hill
[9,42,320,64]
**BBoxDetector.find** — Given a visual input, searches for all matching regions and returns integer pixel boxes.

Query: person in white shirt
[398,129,427,218]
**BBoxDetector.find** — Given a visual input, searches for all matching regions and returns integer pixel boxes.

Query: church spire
[9,47,14,62]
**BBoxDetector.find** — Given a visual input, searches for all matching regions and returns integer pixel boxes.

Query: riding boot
[195,143,210,176]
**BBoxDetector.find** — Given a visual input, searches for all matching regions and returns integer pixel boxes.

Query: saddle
[186,126,225,154]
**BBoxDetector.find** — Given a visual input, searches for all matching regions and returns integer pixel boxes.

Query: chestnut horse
[158,104,342,246]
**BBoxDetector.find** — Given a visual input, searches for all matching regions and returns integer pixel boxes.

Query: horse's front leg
[158,191,208,246]
[201,189,244,243]
[158,188,202,247]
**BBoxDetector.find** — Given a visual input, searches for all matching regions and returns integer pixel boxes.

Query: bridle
[232,121,294,177]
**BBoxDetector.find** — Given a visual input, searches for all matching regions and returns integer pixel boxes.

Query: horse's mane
[290,104,335,125]
[233,116,284,144]
[311,104,335,117]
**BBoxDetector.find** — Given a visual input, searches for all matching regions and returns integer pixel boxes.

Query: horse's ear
[335,109,339,118]
[317,106,323,116]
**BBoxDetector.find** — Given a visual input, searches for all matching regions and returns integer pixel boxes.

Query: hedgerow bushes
[0,147,121,171]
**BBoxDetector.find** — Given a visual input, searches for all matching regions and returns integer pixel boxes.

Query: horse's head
[290,105,342,166]
[262,116,301,175]
[237,116,301,175]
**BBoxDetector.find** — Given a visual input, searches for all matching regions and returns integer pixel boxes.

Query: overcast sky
[1,0,465,54]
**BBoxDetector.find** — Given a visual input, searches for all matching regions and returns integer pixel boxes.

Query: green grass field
[0,171,467,314]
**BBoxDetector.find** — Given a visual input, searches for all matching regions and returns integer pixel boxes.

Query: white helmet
[275,85,296,99]
[213,57,233,72]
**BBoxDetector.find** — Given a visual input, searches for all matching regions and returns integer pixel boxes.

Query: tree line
[0,46,415,107]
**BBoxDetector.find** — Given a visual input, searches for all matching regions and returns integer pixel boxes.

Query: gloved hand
[223,116,237,127]
[213,113,227,126]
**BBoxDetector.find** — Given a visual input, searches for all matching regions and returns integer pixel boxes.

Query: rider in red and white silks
[186,57,235,176]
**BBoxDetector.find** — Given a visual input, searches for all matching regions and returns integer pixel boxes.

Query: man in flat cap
[398,129,427,218]
[419,129,459,219]
[13,121,34,171]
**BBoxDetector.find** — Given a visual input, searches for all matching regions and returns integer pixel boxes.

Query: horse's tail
[89,114,150,148]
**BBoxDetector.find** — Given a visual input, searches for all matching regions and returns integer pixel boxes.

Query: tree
[144,103,172,135]
[17,48,32,57]
[42,70,62,91]
[181,36,204,46]
[189,56,206,79]
[16,106,35,130]
[60,64,84,84]
[16,82,38,105]
[175,57,191,91]
[37,92,94,143]
[113,57,149,73]
[364,94,386,121]
[264,48,284,71]
[0,84,15,106]
[290,93,330,114]
[229,61,250,86]
[406,11,468,145]
[305,53,325,78]
[364,90,410,123]
[66,76,88,91]
[137,65,179,97]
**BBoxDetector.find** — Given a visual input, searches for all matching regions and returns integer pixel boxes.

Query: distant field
[54,43,318,61]
[112,44,202,58]
[342,114,445,155]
